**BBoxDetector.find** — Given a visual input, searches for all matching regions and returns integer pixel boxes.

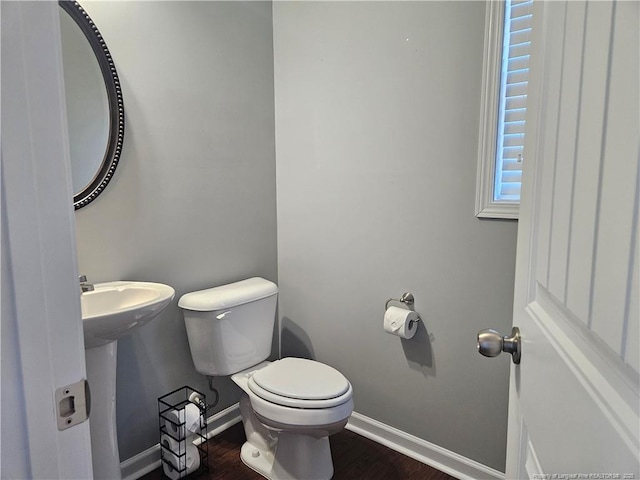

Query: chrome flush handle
[79,275,95,293]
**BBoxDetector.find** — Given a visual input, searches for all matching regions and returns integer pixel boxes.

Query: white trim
[505,0,547,473]
[346,412,505,480]
[120,404,242,480]
[476,202,520,220]
[475,0,520,220]
[524,439,544,478]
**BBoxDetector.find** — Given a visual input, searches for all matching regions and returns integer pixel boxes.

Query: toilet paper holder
[385,292,416,311]
[158,386,209,478]
[384,292,421,337]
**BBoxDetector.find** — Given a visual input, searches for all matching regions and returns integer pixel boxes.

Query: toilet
[178,277,354,480]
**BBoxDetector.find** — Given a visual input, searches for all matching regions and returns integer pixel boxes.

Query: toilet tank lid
[178,277,278,312]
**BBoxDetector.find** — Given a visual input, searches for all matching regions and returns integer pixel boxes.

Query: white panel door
[505,0,639,478]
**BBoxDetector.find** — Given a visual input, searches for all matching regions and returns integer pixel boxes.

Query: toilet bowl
[179,278,354,480]
[232,358,353,480]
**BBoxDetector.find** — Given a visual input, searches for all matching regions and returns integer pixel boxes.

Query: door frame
[2,2,93,477]
[504,0,548,474]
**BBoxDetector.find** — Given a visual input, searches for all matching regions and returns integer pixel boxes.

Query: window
[475,0,533,219]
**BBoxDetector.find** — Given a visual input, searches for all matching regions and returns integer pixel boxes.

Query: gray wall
[75,0,517,471]
[74,1,277,461]
[273,1,517,472]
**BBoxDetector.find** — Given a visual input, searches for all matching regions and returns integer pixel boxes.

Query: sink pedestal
[85,341,121,480]
[81,281,175,479]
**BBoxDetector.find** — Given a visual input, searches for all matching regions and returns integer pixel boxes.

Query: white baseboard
[346,412,505,480]
[121,406,504,480]
[120,403,242,480]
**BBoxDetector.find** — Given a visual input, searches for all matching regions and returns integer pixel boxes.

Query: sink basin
[81,281,175,348]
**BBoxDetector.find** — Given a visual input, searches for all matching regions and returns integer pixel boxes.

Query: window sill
[475,201,519,220]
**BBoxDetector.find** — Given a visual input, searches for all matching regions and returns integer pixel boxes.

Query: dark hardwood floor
[141,422,458,480]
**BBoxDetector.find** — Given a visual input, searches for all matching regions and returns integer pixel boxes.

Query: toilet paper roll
[160,432,185,454]
[383,306,419,339]
[161,436,200,480]
[163,403,203,438]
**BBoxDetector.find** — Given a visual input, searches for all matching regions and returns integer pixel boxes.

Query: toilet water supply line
[189,376,220,413]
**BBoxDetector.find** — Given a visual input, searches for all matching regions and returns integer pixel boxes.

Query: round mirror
[59,0,124,210]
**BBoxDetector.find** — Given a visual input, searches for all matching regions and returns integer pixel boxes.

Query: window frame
[475,0,520,219]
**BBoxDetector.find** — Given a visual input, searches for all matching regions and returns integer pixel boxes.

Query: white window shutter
[494,0,533,202]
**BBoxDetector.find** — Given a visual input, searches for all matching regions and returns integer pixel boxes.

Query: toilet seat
[233,358,354,428]
[248,389,354,427]
[247,358,352,409]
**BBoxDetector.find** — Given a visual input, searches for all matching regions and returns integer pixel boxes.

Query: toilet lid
[248,358,351,407]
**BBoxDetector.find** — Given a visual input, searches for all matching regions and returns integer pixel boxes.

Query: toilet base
[240,441,274,478]
[233,365,350,480]
[240,432,334,480]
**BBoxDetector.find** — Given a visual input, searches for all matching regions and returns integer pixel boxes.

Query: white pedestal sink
[81,281,175,480]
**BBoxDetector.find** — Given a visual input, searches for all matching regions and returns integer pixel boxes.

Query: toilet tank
[178,277,278,376]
